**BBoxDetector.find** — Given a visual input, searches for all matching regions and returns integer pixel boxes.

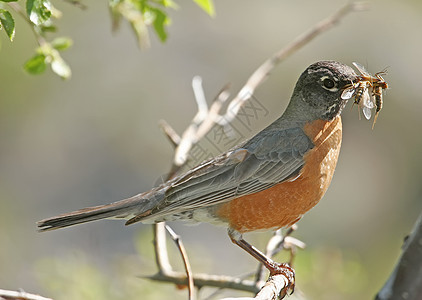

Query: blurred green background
[1,0,421,299]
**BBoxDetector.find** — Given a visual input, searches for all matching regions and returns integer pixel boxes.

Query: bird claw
[267,262,295,294]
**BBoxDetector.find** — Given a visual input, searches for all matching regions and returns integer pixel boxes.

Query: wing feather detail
[129,127,313,223]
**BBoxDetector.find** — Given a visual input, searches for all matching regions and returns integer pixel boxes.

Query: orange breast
[216,117,343,232]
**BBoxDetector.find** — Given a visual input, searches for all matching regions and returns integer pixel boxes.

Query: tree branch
[165,225,195,300]
[0,289,52,300]
[159,119,181,147]
[144,271,259,293]
[153,222,173,274]
[222,274,292,300]
[375,211,422,300]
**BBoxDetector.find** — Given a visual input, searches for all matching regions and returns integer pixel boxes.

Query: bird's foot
[266,261,295,294]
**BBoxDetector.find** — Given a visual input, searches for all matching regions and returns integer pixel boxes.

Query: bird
[37,61,358,287]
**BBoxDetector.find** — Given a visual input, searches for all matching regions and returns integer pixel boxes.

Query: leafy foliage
[110,0,177,48]
[26,0,52,26]
[24,37,72,79]
[0,8,15,41]
[0,0,215,78]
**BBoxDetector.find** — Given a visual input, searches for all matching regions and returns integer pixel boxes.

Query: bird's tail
[37,192,158,232]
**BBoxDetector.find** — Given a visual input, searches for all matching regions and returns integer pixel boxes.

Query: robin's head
[287,61,358,121]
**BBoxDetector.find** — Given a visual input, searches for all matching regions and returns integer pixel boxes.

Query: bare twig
[284,237,306,265]
[375,211,422,300]
[255,274,291,300]
[220,274,290,300]
[175,76,210,166]
[144,271,259,293]
[0,289,52,300]
[192,76,209,120]
[165,225,195,300]
[153,222,173,273]
[254,226,305,285]
[159,119,181,147]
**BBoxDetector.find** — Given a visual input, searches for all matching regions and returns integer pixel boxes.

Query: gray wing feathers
[138,127,313,221]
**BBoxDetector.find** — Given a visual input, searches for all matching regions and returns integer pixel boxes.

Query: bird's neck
[303,116,342,147]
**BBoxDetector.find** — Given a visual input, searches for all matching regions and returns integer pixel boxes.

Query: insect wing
[341,86,355,100]
[361,88,374,120]
[362,106,372,120]
[362,88,375,109]
[352,62,370,77]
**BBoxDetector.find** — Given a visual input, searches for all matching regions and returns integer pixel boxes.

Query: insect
[371,70,389,127]
[371,85,383,128]
[354,80,374,120]
[352,62,389,127]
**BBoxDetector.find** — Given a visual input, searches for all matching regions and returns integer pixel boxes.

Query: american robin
[37,61,358,284]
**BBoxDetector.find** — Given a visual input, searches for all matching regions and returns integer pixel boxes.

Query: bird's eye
[320,76,338,92]
[323,78,335,89]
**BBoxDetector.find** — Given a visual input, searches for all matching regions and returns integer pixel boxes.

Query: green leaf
[0,0,19,2]
[39,24,57,33]
[156,0,178,9]
[51,37,73,51]
[26,0,52,25]
[24,53,47,74]
[0,9,15,41]
[192,0,215,17]
[150,7,168,42]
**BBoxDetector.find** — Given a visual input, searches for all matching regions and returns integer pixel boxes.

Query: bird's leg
[228,229,295,289]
